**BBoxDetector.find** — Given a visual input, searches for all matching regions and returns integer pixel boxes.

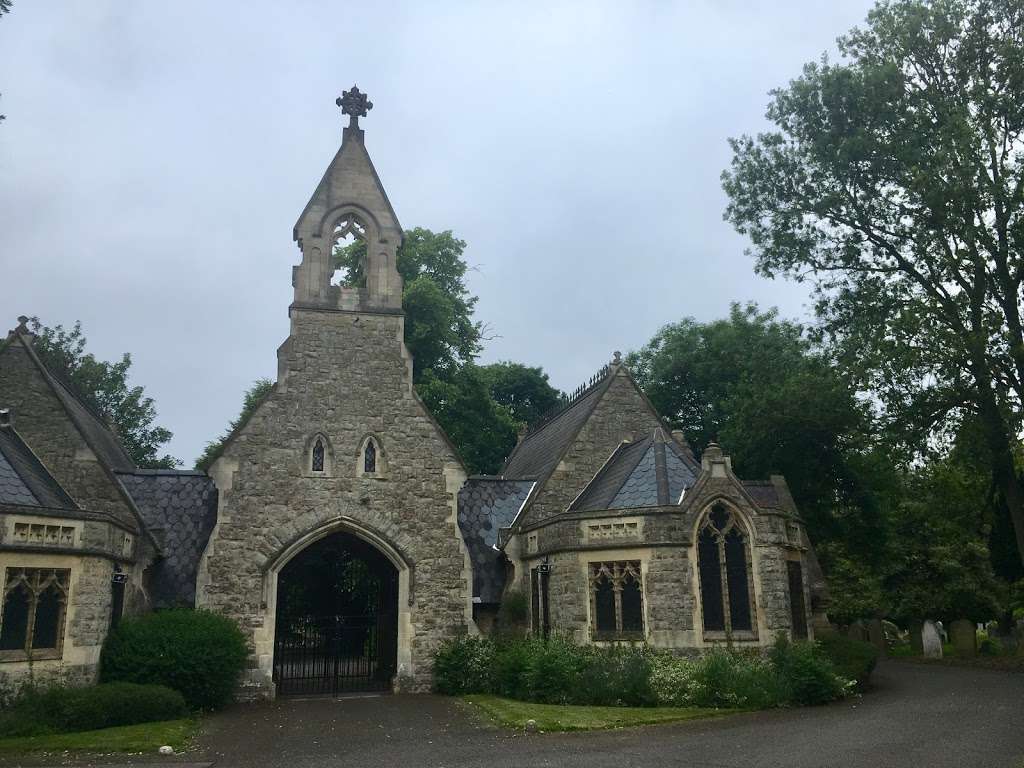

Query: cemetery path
[12,661,1022,768]
[189,660,1022,768]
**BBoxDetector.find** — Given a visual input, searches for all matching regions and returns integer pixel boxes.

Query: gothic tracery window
[312,438,325,472]
[0,568,70,658]
[697,505,755,636]
[589,561,644,639]
[364,440,376,474]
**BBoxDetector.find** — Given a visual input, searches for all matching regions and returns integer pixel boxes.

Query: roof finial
[336,85,373,130]
[612,350,622,365]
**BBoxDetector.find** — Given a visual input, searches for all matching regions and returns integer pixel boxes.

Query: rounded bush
[100,608,248,710]
[816,634,879,688]
[770,639,846,705]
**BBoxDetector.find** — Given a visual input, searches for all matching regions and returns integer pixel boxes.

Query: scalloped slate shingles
[117,470,217,607]
[457,478,534,603]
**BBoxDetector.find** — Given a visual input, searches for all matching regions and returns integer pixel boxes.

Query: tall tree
[29,319,178,469]
[195,378,274,471]
[723,0,1024,566]
[478,362,563,428]
[334,227,482,379]
[628,303,884,552]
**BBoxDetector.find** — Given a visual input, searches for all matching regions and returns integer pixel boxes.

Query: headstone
[909,621,924,655]
[950,619,976,657]
[867,618,887,656]
[921,619,943,658]
[847,621,869,642]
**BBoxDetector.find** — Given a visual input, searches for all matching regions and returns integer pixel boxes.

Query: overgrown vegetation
[0,683,187,738]
[100,609,249,711]
[434,635,854,710]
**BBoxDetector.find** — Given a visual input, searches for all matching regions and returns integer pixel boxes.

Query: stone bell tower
[197,88,473,697]
[292,86,404,311]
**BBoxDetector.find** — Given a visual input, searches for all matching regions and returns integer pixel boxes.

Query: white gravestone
[922,619,944,658]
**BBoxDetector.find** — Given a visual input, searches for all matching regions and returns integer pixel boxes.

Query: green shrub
[433,635,495,695]
[978,635,1003,656]
[770,637,847,705]
[101,608,248,710]
[0,683,187,738]
[688,649,787,709]
[525,636,586,704]
[649,654,698,707]
[497,589,529,630]
[816,634,879,688]
[493,640,534,700]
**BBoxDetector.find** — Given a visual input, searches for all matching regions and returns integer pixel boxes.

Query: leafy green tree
[478,362,563,428]
[334,227,482,378]
[194,378,274,471]
[417,365,518,475]
[29,319,178,469]
[628,303,883,550]
[722,0,1024,566]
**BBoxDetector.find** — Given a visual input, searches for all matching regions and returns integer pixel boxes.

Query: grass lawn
[462,695,731,732]
[0,718,197,756]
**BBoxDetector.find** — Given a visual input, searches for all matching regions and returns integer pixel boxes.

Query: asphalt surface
[11,661,1024,768]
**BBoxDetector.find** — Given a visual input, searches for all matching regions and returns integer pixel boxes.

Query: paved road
[9,662,1022,768]
[187,661,1023,768]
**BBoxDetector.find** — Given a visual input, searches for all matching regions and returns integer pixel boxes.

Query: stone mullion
[612,563,624,634]
[717,535,732,636]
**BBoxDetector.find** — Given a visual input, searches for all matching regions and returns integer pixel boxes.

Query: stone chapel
[0,88,829,699]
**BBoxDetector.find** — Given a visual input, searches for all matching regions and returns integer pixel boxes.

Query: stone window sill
[0,649,63,663]
[592,631,645,643]
[702,631,759,642]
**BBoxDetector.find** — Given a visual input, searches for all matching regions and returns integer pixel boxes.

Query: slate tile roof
[0,415,78,510]
[741,481,781,508]
[457,478,534,603]
[117,470,218,607]
[502,378,610,480]
[570,429,699,512]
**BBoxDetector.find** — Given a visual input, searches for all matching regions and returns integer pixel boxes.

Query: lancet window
[589,561,644,639]
[697,505,755,636]
[0,568,70,659]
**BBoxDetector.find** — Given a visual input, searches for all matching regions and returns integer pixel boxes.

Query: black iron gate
[273,609,397,695]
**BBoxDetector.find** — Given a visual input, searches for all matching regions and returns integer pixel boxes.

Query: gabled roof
[117,470,218,607]
[569,428,699,512]
[0,413,78,510]
[457,477,535,603]
[502,369,613,480]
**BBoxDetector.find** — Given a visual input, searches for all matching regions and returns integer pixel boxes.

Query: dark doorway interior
[273,531,398,695]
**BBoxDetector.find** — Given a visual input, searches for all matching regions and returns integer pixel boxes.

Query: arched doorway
[272,530,398,695]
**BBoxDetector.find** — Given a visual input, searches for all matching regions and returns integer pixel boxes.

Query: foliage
[816,634,879,689]
[0,683,187,738]
[770,636,849,705]
[463,694,722,732]
[627,303,885,557]
[478,362,564,428]
[194,378,274,471]
[434,635,846,710]
[28,319,178,468]
[100,609,249,711]
[433,635,496,696]
[0,718,196,756]
[722,0,1024,566]
[334,228,482,378]
[496,588,529,630]
[417,365,518,474]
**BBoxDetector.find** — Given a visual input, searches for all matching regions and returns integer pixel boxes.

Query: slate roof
[502,377,610,480]
[117,470,218,607]
[570,429,699,512]
[0,415,78,509]
[457,478,534,603]
[741,481,780,508]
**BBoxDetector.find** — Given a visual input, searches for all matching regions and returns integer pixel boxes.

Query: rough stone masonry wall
[0,342,139,529]
[525,371,664,527]
[198,308,470,693]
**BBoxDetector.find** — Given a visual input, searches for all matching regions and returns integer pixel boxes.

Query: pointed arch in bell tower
[292,86,403,311]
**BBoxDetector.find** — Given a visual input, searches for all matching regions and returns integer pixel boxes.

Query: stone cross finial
[612,350,622,365]
[336,86,373,129]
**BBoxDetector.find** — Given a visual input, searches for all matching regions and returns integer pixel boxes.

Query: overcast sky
[0,1,875,466]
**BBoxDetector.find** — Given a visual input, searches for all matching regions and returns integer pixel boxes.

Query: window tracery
[0,568,70,659]
[697,505,755,636]
[589,561,644,639]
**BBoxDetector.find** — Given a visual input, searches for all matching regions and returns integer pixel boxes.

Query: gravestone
[949,619,976,657]
[921,619,943,658]
[909,621,924,655]
[847,621,869,642]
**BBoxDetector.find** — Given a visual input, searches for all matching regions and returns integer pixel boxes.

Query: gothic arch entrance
[272,530,398,695]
